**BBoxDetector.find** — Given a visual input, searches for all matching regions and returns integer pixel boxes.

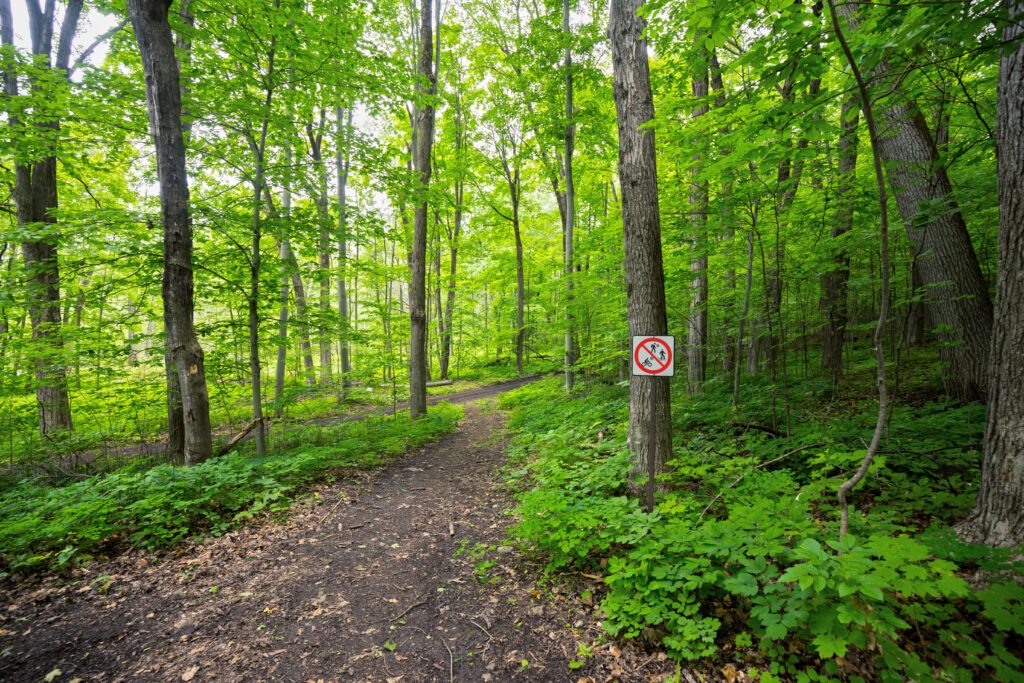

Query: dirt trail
[0,393,675,682]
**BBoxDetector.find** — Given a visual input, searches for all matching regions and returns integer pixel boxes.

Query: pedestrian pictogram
[632,336,674,377]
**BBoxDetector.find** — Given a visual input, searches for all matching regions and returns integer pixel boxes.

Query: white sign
[632,335,674,377]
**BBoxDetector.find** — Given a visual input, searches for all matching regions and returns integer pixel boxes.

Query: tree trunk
[609,0,672,493]
[958,0,1024,547]
[687,63,709,394]
[336,105,352,388]
[513,185,525,376]
[439,90,463,381]
[273,144,295,419]
[1,0,77,435]
[563,0,577,391]
[307,115,333,386]
[128,0,213,464]
[822,95,859,385]
[409,0,436,419]
[837,0,994,401]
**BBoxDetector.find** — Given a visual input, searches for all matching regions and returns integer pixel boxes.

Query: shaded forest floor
[0,397,677,682]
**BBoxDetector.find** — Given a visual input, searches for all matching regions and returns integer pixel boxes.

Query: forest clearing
[1,0,1023,680]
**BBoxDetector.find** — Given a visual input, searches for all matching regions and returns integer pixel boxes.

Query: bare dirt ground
[0,394,683,682]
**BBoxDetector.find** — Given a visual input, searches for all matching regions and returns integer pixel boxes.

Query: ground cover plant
[501,368,1024,682]
[0,403,462,573]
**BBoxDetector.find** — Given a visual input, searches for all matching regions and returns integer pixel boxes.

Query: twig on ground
[469,619,494,655]
[389,596,428,622]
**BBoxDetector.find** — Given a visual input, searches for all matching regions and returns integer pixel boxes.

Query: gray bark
[822,95,859,384]
[959,0,1024,547]
[563,0,577,391]
[127,0,213,464]
[336,106,352,388]
[1,0,76,435]
[609,0,672,492]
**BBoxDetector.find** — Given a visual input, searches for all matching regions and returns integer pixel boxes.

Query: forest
[0,0,1022,680]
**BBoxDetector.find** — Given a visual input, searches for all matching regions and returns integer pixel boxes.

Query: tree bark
[563,0,577,391]
[958,0,1024,547]
[1,0,76,435]
[822,94,859,385]
[687,61,709,394]
[409,0,436,418]
[307,114,333,386]
[609,0,672,493]
[837,0,994,401]
[336,105,352,388]
[127,0,213,464]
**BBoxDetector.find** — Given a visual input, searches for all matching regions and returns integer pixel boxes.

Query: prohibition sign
[632,336,674,376]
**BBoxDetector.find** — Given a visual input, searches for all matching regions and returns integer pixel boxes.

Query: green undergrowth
[500,369,1024,682]
[0,403,462,573]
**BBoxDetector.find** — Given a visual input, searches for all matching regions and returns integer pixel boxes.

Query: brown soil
[0,395,683,682]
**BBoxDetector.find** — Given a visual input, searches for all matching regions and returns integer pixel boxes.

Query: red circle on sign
[633,337,672,375]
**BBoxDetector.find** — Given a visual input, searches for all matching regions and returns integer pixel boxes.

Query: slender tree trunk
[734,221,757,406]
[409,0,436,418]
[513,182,525,376]
[609,0,672,493]
[439,94,463,380]
[335,106,352,389]
[563,0,577,391]
[958,0,1024,547]
[822,95,859,385]
[687,62,709,394]
[307,115,333,386]
[273,145,295,419]
[128,0,213,464]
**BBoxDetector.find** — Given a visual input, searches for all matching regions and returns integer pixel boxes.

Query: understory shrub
[0,403,462,572]
[502,376,1023,681]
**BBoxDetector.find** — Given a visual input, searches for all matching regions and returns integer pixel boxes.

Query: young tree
[958,0,1024,547]
[609,0,672,493]
[127,0,213,464]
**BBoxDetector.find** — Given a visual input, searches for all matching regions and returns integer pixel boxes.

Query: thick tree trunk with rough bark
[877,102,993,402]
[822,95,859,383]
[409,0,436,419]
[1,0,76,435]
[687,65,709,394]
[128,0,213,464]
[609,0,672,492]
[837,0,993,401]
[959,0,1024,547]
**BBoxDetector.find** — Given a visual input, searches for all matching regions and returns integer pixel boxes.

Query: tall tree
[609,0,672,492]
[687,55,709,394]
[822,94,859,385]
[563,0,577,391]
[1,0,76,435]
[409,0,437,418]
[336,105,353,389]
[127,0,213,464]
[958,0,1024,547]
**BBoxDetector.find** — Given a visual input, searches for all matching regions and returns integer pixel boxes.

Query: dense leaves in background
[1,0,1022,677]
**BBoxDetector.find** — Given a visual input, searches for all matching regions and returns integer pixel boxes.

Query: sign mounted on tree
[632,336,674,377]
